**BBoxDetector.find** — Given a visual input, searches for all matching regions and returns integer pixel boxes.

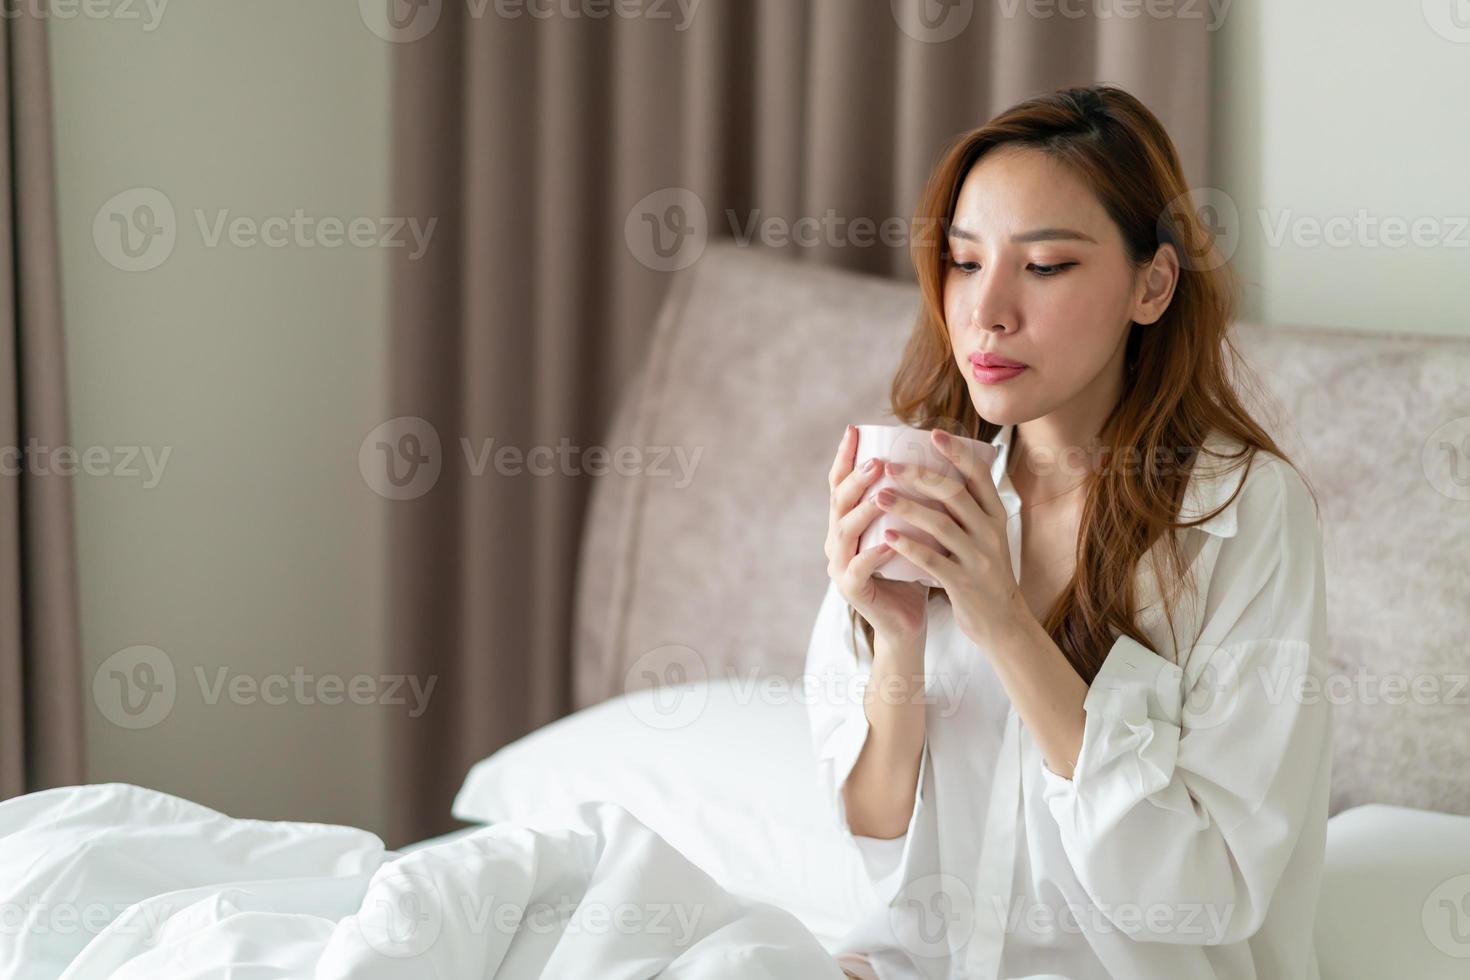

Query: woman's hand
[825,425,929,644]
[874,428,1034,649]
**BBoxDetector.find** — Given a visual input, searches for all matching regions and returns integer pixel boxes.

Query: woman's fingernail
[877,489,896,506]
[932,429,950,448]
[864,458,880,472]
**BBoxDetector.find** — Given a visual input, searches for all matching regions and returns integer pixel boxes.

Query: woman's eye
[950,259,1075,276]
[1028,262,1077,277]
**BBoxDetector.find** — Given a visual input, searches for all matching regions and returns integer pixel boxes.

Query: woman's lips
[970,359,1028,384]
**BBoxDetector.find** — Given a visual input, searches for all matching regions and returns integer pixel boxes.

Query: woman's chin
[967,386,1030,426]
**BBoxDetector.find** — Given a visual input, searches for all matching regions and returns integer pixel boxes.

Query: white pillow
[1316,803,1470,980]
[451,676,874,947]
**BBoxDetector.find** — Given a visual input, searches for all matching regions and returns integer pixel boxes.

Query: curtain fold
[384,0,1210,845]
[0,11,85,799]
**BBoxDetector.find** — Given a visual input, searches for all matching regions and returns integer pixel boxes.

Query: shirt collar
[1178,429,1246,538]
[987,422,1243,538]
[990,422,1022,520]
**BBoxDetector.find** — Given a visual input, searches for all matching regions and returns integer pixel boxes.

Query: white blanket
[0,784,847,979]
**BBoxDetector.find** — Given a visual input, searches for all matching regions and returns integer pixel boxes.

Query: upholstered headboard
[572,241,1470,818]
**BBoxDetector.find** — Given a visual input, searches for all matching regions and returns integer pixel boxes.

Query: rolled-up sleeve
[803,579,930,904]
[1039,460,1332,945]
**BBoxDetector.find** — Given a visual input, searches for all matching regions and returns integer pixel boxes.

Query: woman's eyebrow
[948,224,1098,244]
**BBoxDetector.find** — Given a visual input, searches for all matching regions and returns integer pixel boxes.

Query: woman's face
[942,145,1171,429]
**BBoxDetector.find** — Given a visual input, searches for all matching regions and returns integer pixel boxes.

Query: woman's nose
[966,270,1019,333]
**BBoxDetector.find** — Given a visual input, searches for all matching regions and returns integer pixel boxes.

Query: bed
[6,681,1468,978]
[6,244,1469,977]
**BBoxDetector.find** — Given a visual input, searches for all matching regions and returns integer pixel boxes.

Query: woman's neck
[1010,420,1102,507]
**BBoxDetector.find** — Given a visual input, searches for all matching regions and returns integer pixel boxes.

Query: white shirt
[805,421,1332,980]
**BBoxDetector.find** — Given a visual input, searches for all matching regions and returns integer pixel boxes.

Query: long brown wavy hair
[851,84,1317,685]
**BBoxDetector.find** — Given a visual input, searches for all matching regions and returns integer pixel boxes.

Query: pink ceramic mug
[854,424,999,588]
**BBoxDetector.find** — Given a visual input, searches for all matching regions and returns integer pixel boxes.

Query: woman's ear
[1131,242,1180,326]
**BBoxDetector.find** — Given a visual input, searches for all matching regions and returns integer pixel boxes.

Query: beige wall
[49,2,392,835]
[1212,0,1470,336]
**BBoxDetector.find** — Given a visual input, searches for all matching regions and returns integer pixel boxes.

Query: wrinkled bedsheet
[0,783,845,979]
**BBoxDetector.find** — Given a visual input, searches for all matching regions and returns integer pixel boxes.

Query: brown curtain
[0,11,84,799]
[384,0,1210,846]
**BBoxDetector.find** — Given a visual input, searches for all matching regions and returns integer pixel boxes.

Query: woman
[812,85,1331,980]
